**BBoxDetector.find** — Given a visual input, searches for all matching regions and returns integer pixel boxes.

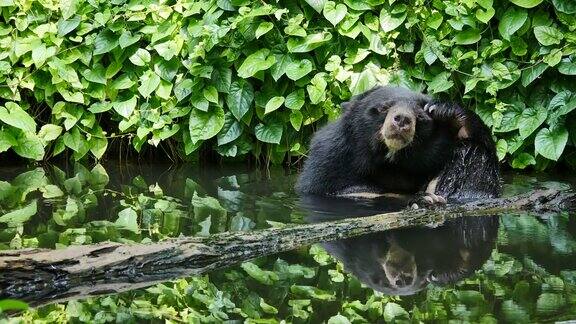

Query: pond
[1,162,576,323]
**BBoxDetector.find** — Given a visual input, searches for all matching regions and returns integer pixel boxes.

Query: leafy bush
[0,0,575,168]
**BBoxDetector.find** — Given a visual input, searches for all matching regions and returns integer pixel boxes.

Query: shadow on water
[299,195,499,296]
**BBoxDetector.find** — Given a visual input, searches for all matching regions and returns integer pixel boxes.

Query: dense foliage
[0,0,575,167]
[1,165,576,322]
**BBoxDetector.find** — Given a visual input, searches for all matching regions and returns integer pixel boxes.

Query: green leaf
[259,298,278,315]
[81,65,107,85]
[38,124,63,142]
[113,96,137,118]
[535,126,568,161]
[154,40,181,61]
[90,137,107,159]
[154,59,179,82]
[48,58,82,88]
[203,86,219,104]
[115,208,139,233]
[290,110,303,131]
[129,48,151,66]
[271,54,294,81]
[544,49,563,66]
[427,72,454,93]
[379,7,407,32]
[533,26,564,46]
[558,58,576,75]
[307,74,327,104]
[285,89,305,110]
[138,71,161,98]
[32,43,56,67]
[59,0,77,19]
[226,80,254,120]
[174,79,195,102]
[211,66,232,93]
[496,139,508,161]
[62,127,83,152]
[536,293,565,315]
[287,32,332,53]
[304,0,326,13]
[384,303,409,322]
[241,262,279,285]
[552,0,576,14]
[454,29,481,45]
[237,49,276,78]
[510,0,543,8]
[57,16,80,36]
[191,93,209,112]
[502,300,530,322]
[476,7,495,23]
[291,285,335,301]
[510,36,528,56]
[518,106,547,139]
[119,31,141,49]
[323,1,347,26]
[255,22,273,39]
[327,315,351,324]
[286,59,313,81]
[512,152,535,168]
[0,200,37,226]
[0,299,29,312]
[521,63,548,86]
[13,133,44,160]
[0,129,17,153]
[350,69,377,96]
[189,106,225,144]
[498,7,528,40]
[217,114,243,145]
[0,102,36,133]
[548,91,576,123]
[427,11,444,29]
[93,29,119,55]
[255,122,282,144]
[265,96,284,114]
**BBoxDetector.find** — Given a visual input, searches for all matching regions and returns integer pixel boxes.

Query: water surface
[1,162,575,322]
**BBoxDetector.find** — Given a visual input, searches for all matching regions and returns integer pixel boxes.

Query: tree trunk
[1,189,574,307]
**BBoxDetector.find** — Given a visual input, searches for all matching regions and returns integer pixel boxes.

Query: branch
[1,189,573,307]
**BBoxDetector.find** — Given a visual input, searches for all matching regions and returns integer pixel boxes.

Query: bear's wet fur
[295,85,501,201]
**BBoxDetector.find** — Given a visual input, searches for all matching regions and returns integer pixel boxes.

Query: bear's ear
[368,100,394,115]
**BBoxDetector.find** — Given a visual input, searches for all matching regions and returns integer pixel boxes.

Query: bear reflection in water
[300,195,499,296]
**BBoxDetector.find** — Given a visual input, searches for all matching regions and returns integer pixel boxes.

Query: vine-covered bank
[0,0,575,168]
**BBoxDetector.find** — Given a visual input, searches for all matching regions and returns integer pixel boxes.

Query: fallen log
[1,189,574,308]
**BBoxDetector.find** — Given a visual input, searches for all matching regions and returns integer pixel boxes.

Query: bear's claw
[410,192,447,209]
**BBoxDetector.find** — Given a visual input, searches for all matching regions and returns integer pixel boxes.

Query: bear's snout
[391,113,413,132]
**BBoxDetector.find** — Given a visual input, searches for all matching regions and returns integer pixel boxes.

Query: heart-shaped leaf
[535,126,568,161]
[534,26,564,46]
[119,31,141,48]
[323,1,347,26]
[286,59,313,80]
[264,96,285,114]
[189,106,225,144]
[498,7,527,40]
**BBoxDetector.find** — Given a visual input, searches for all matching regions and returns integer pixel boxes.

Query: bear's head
[343,86,433,158]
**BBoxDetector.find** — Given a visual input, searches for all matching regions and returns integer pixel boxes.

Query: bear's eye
[368,105,388,115]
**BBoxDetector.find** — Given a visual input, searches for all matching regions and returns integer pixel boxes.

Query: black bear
[295,85,500,203]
